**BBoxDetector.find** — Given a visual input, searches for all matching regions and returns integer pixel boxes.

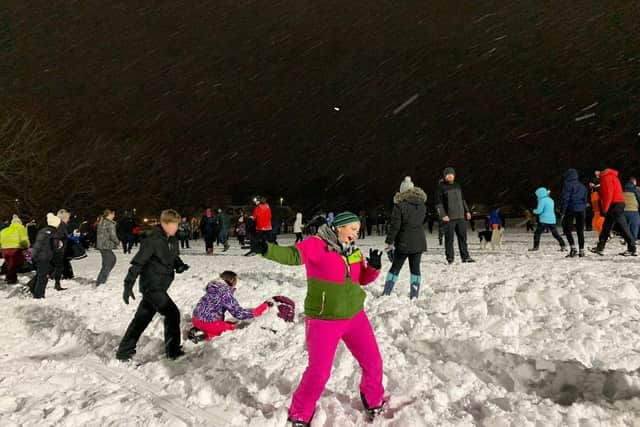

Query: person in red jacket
[252,197,273,242]
[590,169,636,256]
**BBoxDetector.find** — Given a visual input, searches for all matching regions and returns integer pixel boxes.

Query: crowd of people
[1,166,639,426]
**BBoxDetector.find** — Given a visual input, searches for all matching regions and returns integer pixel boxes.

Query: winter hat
[399,176,414,193]
[47,212,61,228]
[11,214,22,225]
[332,211,360,227]
[443,167,456,177]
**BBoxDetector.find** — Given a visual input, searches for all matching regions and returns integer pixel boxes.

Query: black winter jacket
[31,226,64,263]
[124,227,186,293]
[386,187,428,253]
[435,181,470,220]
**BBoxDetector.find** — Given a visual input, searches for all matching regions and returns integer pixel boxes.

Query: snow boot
[566,248,577,258]
[167,346,185,360]
[287,420,310,427]
[578,249,585,257]
[223,241,230,252]
[620,250,637,257]
[361,392,387,421]
[409,274,421,300]
[559,245,567,252]
[188,327,206,343]
[54,281,67,291]
[462,257,475,263]
[589,245,605,256]
[382,272,398,296]
[528,247,539,252]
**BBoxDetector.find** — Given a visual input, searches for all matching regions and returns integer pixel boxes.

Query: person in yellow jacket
[0,215,30,284]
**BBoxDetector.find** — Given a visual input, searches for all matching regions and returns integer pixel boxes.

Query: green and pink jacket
[263,236,379,320]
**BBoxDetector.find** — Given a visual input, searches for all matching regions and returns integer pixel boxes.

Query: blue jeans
[624,211,640,240]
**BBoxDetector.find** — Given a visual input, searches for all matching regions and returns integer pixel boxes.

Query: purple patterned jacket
[192,280,255,322]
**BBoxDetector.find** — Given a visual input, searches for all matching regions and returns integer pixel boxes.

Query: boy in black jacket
[116,209,190,361]
[30,213,65,298]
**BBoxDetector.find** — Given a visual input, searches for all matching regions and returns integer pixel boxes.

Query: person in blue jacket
[530,187,566,251]
[560,169,589,258]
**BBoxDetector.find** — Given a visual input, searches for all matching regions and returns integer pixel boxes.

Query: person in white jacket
[293,212,304,243]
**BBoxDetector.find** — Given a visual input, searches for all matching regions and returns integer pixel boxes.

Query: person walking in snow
[293,212,304,243]
[530,187,566,251]
[249,212,386,426]
[0,215,30,284]
[29,213,64,298]
[383,177,427,299]
[95,209,120,286]
[623,176,640,241]
[435,167,475,263]
[559,169,588,258]
[590,169,637,256]
[252,197,273,243]
[200,208,217,254]
[188,271,272,342]
[116,209,190,361]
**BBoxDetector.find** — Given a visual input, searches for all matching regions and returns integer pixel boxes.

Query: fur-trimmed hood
[393,186,427,205]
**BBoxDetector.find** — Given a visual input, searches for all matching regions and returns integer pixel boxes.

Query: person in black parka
[559,168,589,257]
[435,167,475,264]
[116,209,190,361]
[383,177,428,299]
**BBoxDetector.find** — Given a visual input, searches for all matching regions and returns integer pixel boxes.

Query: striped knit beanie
[332,211,360,227]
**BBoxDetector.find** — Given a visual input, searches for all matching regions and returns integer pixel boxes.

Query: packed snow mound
[2,231,640,426]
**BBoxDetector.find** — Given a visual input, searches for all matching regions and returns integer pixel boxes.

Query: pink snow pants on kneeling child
[288,310,384,422]
[192,318,236,340]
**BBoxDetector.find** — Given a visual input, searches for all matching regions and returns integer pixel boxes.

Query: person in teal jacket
[530,187,566,251]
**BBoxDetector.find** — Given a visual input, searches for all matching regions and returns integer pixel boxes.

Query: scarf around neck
[316,224,357,257]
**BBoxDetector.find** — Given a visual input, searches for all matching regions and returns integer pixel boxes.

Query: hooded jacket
[124,227,186,293]
[252,203,272,231]
[533,187,557,224]
[31,226,64,263]
[598,169,625,214]
[262,224,379,320]
[622,181,640,212]
[192,280,256,322]
[386,187,427,253]
[0,222,30,250]
[560,169,588,215]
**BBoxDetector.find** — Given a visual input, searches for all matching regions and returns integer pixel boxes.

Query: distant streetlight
[14,198,20,213]
[280,197,284,207]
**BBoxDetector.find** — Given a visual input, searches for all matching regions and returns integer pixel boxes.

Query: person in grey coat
[96,209,120,286]
[435,167,474,264]
[383,176,428,299]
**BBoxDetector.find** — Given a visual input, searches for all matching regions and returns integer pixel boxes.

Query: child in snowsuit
[116,209,190,361]
[189,271,271,341]
[530,187,566,251]
[251,211,385,426]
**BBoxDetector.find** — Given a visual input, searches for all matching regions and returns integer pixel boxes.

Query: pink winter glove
[252,302,272,317]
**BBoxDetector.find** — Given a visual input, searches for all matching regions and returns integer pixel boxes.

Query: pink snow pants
[288,310,384,422]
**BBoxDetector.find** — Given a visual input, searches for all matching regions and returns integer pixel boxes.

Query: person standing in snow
[250,212,386,426]
[358,211,367,239]
[559,169,589,257]
[30,213,64,298]
[383,177,427,299]
[116,209,190,361]
[530,187,566,251]
[252,197,273,243]
[177,217,191,249]
[216,209,231,251]
[51,209,73,290]
[293,212,304,243]
[188,271,272,341]
[435,167,475,263]
[622,176,640,241]
[0,215,30,284]
[117,211,137,254]
[200,208,216,255]
[590,169,637,256]
[95,209,120,286]
[235,213,247,246]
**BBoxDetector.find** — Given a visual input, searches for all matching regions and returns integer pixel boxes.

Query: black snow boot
[188,327,206,343]
[566,248,577,258]
[462,257,475,263]
[589,245,605,256]
[361,392,387,421]
[528,247,539,252]
[578,249,585,257]
[620,250,637,257]
[54,281,67,291]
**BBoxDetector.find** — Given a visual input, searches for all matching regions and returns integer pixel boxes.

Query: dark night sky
[1,0,639,213]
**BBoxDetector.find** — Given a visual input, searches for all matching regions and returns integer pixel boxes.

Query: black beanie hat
[443,167,456,177]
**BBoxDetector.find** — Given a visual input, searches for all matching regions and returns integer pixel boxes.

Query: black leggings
[533,223,565,248]
[389,252,422,276]
[562,211,585,249]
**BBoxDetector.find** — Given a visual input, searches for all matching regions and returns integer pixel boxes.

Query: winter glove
[252,302,271,317]
[175,264,190,274]
[123,281,135,305]
[367,249,382,270]
[246,238,268,256]
[272,295,295,322]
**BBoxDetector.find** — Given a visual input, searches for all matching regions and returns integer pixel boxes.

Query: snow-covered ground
[2,230,640,426]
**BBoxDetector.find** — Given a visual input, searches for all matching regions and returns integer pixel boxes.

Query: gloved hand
[248,238,268,256]
[123,281,135,305]
[367,249,382,270]
[175,264,190,274]
[252,302,271,317]
[273,295,296,322]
